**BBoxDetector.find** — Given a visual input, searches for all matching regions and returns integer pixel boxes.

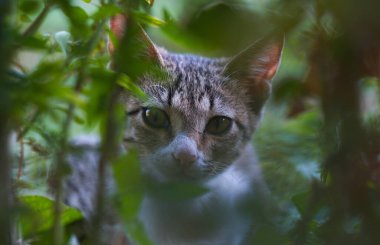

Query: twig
[22,3,52,38]
[0,0,14,243]
[91,81,120,245]
[17,109,41,141]
[17,136,25,180]
[51,18,109,245]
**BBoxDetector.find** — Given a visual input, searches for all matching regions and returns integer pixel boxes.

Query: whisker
[204,160,230,176]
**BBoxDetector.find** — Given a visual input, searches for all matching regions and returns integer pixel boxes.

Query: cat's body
[63,15,283,245]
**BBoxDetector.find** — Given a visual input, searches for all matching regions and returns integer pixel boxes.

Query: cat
[63,15,283,245]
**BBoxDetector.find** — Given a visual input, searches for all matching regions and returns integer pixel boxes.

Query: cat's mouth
[141,161,210,187]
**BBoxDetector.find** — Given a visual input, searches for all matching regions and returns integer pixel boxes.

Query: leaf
[17,34,48,50]
[19,13,32,23]
[116,74,147,101]
[70,6,89,23]
[18,195,83,237]
[82,0,92,3]
[62,5,90,38]
[19,0,42,15]
[113,150,144,220]
[91,4,123,21]
[291,191,310,215]
[148,181,209,201]
[132,11,165,27]
[113,150,153,245]
[145,0,154,6]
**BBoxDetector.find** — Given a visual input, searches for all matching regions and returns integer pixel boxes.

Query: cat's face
[122,54,254,183]
[121,48,281,183]
[110,15,282,184]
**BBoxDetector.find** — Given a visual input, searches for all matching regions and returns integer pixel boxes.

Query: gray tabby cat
[63,15,283,245]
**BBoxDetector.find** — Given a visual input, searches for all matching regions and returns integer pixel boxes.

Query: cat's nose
[172,136,198,167]
[172,148,197,166]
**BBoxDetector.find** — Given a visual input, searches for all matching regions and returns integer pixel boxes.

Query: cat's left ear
[224,36,283,110]
[108,14,164,66]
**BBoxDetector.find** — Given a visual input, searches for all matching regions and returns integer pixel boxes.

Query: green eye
[142,107,170,129]
[205,116,232,135]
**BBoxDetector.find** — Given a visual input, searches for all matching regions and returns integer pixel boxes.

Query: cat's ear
[108,14,164,66]
[224,36,283,111]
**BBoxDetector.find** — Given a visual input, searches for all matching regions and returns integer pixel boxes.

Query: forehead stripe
[167,74,182,107]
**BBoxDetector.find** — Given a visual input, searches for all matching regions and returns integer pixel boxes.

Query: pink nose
[171,136,198,167]
[172,147,197,166]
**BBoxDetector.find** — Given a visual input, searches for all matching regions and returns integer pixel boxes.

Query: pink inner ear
[110,15,127,40]
[264,62,280,80]
[252,44,282,82]
[108,15,127,54]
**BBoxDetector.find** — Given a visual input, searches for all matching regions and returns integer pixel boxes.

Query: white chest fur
[138,144,265,245]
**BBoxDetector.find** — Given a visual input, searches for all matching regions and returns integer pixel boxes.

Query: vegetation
[1,0,380,244]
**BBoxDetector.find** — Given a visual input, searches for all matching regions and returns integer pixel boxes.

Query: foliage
[1,0,380,244]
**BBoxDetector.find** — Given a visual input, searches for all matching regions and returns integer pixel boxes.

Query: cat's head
[109,15,283,184]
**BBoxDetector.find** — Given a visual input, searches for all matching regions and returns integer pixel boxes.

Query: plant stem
[0,0,14,243]
[51,18,109,245]
[22,3,52,38]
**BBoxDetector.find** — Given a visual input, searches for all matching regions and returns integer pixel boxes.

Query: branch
[22,3,53,38]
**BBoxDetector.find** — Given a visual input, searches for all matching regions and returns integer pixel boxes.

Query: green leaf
[18,195,83,237]
[91,4,123,21]
[70,6,89,23]
[113,150,153,245]
[292,191,310,215]
[82,0,92,3]
[19,0,42,15]
[16,34,48,50]
[19,13,32,23]
[62,5,90,38]
[148,181,209,201]
[113,150,144,219]
[132,11,165,27]
[117,74,147,101]
[145,0,154,6]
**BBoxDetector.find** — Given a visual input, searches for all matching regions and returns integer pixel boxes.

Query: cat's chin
[143,177,211,201]
[143,170,209,185]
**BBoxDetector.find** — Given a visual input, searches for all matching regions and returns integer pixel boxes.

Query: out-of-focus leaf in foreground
[18,195,83,237]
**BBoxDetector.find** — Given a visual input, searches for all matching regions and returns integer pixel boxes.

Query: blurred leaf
[19,0,42,15]
[82,0,92,3]
[113,150,153,245]
[61,5,91,38]
[15,34,48,50]
[145,0,154,6]
[177,2,266,55]
[91,4,123,21]
[148,181,209,201]
[133,11,165,27]
[292,191,310,215]
[160,10,208,53]
[250,225,291,245]
[28,59,66,82]
[18,195,83,237]
[69,6,89,23]
[117,74,147,101]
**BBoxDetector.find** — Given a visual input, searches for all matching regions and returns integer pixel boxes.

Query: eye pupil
[205,116,232,135]
[143,107,169,129]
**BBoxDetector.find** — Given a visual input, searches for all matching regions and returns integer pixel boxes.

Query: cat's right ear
[108,14,164,68]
